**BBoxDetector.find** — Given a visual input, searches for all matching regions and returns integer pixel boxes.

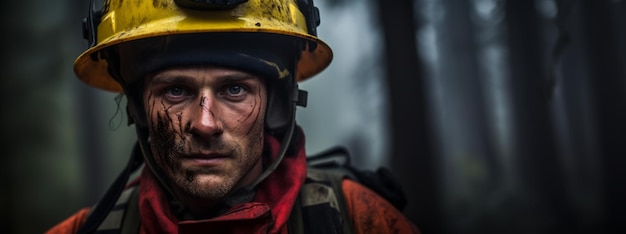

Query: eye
[162,86,190,103]
[168,87,185,96]
[227,85,243,95]
[220,84,248,101]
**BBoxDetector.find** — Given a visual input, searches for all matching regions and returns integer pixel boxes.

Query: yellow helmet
[75,0,333,92]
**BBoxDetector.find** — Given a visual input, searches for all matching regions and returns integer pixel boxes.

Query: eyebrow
[218,73,259,83]
[149,72,259,85]
[149,74,195,85]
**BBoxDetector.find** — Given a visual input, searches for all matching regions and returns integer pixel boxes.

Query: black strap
[120,186,140,234]
[287,194,305,234]
[78,143,144,234]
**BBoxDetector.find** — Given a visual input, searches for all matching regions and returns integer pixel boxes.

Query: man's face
[143,65,266,202]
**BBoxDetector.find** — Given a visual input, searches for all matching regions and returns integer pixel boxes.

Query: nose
[189,95,223,138]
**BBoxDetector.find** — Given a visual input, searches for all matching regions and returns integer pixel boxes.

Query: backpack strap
[120,186,140,234]
[289,145,409,233]
[92,185,140,234]
[307,146,408,211]
[288,168,354,234]
[79,144,143,234]
[287,193,305,234]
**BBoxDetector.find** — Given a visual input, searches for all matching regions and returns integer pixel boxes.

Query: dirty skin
[145,87,264,175]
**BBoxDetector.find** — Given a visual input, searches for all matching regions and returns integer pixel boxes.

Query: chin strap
[133,124,188,216]
[77,142,144,234]
[246,107,296,191]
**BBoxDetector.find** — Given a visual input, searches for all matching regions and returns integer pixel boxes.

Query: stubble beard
[150,113,265,201]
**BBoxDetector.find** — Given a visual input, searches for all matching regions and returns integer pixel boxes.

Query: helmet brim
[75,28,332,92]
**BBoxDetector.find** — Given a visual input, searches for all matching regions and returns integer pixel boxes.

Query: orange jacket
[47,179,418,234]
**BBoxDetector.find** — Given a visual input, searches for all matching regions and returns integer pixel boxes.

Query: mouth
[181,152,230,167]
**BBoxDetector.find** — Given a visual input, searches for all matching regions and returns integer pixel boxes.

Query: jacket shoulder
[46,207,91,234]
[342,179,421,234]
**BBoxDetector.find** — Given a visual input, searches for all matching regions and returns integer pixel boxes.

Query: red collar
[137,130,307,234]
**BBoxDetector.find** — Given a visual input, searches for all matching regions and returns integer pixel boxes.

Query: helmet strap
[133,120,188,216]
[77,142,144,234]
[246,106,296,191]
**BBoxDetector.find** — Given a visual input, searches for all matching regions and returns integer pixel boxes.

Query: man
[48,0,419,233]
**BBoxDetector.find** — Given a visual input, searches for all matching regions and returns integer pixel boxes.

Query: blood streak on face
[143,65,266,214]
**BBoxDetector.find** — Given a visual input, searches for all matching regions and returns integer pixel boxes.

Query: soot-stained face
[143,65,266,209]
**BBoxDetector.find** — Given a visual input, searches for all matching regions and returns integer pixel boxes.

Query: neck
[172,157,264,219]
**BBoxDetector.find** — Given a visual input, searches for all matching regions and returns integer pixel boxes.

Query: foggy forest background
[1,0,624,233]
